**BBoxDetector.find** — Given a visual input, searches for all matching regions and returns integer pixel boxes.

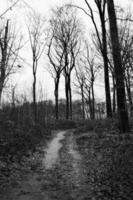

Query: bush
[74,119,96,135]
[0,118,51,163]
[47,119,76,130]
[94,118,119,134]
[74,118,119,137]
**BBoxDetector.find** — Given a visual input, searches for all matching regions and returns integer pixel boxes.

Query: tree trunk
[33,72,37,122]
[125,70,132,107]
[88,89,92,119]
[96,2,112,118]
[91,81,95,119]
[125,80,132,117]
[112,74,116,113]
[103,56,112,117]
[81,85,85,120]
[0,83,3,105]
[65,76,69,119]
[107,0,129,132]
[0,20,9,104]
[68,75,72,120]
[101,15,112,118]
[54,78,59,120]
[69,88,72,120]
[127,85,132,105]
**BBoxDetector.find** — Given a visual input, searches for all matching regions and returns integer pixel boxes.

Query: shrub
[47,119,76,130]
[74,119,96,136]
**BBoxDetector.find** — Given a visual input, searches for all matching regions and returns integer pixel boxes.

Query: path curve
[43,130,66,169]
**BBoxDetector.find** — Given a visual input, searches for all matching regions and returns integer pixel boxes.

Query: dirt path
[43,130,66,170]
[2,130,89,200]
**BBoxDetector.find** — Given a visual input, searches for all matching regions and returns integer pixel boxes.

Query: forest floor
[1,129,133,200]
[0,130,89,200]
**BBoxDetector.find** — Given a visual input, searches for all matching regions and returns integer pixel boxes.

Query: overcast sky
[0,0,133,103]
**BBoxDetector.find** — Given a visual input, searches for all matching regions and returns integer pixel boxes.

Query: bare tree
[69,0,112,117]
[75,42,100,120]
[86,0,112,117]
[27,11,46,122]
[0,0,20,19]
[47,32,65,120]
[118,15,133,117]
[62,6,81,119]
[107,10,133,115]
[49,5,82,120]
[107,0,129,132]
[75,64,86,119]
[85,43,99,119]
[0,20,22,104]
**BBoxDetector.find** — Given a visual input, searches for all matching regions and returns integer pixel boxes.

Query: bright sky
[0,0,132,103]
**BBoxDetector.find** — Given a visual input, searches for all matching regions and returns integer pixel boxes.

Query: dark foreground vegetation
[0,109,51,194]
[0,102,78,194]
[75,119,133,199]
[1,102,133,199]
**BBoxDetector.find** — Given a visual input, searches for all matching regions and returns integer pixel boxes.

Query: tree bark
[0,20,8,103]
[93,1,112,118]
[107,0,129,132]
[81,84,85,120]
[68,75,72,120]
[33,71,37,122]
[112,74,116,113]
[100,10,112,118]
[91,80,95,119]
[88,89,93,119]
[125,78,132,117]
[65,76,69,119]
[54,78,59,120]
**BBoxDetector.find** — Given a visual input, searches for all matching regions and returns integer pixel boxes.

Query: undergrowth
[75,120,133,199]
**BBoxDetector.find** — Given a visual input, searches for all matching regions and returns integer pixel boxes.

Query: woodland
[0,0,133,199]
